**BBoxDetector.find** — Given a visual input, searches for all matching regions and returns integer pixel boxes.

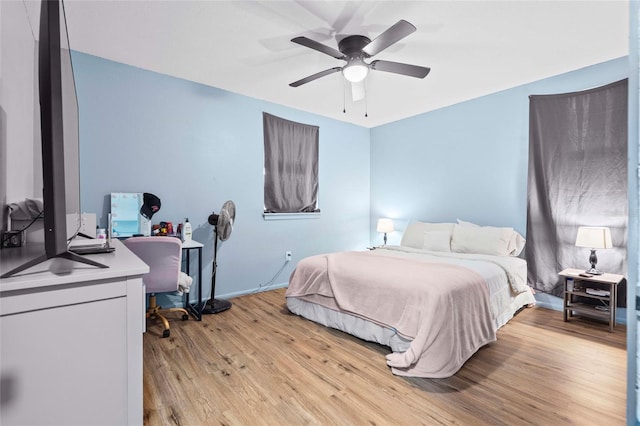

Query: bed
[285,220,536,378]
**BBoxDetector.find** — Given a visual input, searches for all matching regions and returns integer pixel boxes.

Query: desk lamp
[575,226,612,275]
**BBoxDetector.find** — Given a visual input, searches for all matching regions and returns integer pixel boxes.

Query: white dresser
[0,239,148,425]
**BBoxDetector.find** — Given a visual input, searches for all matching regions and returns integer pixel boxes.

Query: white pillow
[457,218,478,228]
[457,218,525,256]
[451,224,513,256]
[422,230,452,252]
[401,221,455,249]
[509,232,526,256]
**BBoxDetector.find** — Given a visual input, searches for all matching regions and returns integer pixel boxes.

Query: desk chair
[123,236,189,338]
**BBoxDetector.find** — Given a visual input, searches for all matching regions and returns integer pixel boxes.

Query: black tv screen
[1,0,106,277]
[39,0,72,257]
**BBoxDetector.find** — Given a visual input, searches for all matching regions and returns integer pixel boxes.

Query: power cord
[1,210,43,249]
[253,261,290,294]
[14,210,44,232]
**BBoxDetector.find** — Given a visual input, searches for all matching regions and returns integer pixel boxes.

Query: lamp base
[585,267,603,275]
[585,249,603,275]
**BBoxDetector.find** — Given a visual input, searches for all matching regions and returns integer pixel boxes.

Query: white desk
[182,239,205,320]
[0,239,148,425]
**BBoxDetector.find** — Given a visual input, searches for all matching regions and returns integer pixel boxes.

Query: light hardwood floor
[143,288,626,425]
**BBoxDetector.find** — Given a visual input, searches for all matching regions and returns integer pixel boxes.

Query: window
[263,112,320,214]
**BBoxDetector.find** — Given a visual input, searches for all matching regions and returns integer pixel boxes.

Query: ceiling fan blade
[370,60,430,79]
[289,67,342,87]
[291,36,346,59]
[362,20,416,57]
[351,81,365,102]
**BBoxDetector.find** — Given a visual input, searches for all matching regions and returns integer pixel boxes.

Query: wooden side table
[559,268,624,332]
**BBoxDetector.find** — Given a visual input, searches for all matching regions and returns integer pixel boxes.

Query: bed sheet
[286,247,535,377]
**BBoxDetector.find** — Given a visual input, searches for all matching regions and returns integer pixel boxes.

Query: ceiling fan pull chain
[364,79,368,118]
[343,79,346,113]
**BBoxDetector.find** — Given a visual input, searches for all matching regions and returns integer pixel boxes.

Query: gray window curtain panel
[526,79,628,300]
[263,112,319,213]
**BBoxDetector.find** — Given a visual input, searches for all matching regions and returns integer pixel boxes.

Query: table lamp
[377,218,394,246]
[575,226,612,275]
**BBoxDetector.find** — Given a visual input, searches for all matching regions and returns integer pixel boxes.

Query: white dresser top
[0,238,149,292]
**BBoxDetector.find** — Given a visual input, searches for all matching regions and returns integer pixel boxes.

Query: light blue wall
[370,57,629,246]
[370,57,629,324]
[74,52,628,309]
[72,52,371,304]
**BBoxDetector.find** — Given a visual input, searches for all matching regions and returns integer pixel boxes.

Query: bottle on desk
[183,218,192,242]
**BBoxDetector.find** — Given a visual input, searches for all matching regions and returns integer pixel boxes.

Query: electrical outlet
[285,251,292,262]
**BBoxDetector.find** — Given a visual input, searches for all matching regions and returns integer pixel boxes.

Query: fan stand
[201,226,232,315]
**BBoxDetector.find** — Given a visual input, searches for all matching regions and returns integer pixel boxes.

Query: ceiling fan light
[343,63,369,83]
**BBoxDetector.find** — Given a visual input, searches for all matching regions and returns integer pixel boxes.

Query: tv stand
[0,249,108,278]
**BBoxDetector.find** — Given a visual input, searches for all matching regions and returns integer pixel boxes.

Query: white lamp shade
[575,226,613,249]
[377,218,394,233]
[343,61,369,83]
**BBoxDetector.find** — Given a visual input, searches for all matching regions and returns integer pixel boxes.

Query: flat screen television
[1,0,107,278]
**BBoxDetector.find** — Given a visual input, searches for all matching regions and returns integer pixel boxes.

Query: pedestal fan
[202,200,235,315]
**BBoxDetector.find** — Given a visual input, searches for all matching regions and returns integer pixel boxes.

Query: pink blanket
[286,251,496,378]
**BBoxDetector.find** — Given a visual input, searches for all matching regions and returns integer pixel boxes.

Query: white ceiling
[59,0,628,128]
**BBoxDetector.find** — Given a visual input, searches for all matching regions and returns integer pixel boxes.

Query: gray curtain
[263,112,319,213]
[526,79,628,298]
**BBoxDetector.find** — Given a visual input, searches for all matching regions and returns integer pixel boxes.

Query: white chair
[123,236,189,338]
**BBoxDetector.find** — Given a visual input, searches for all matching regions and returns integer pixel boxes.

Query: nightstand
[559,268,624,332]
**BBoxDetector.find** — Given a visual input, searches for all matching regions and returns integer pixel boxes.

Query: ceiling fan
[289,19,431,90]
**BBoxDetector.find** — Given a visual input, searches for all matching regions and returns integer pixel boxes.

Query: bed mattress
[286,246,536,376]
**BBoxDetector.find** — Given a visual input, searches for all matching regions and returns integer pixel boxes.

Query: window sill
[263,212,321,221]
